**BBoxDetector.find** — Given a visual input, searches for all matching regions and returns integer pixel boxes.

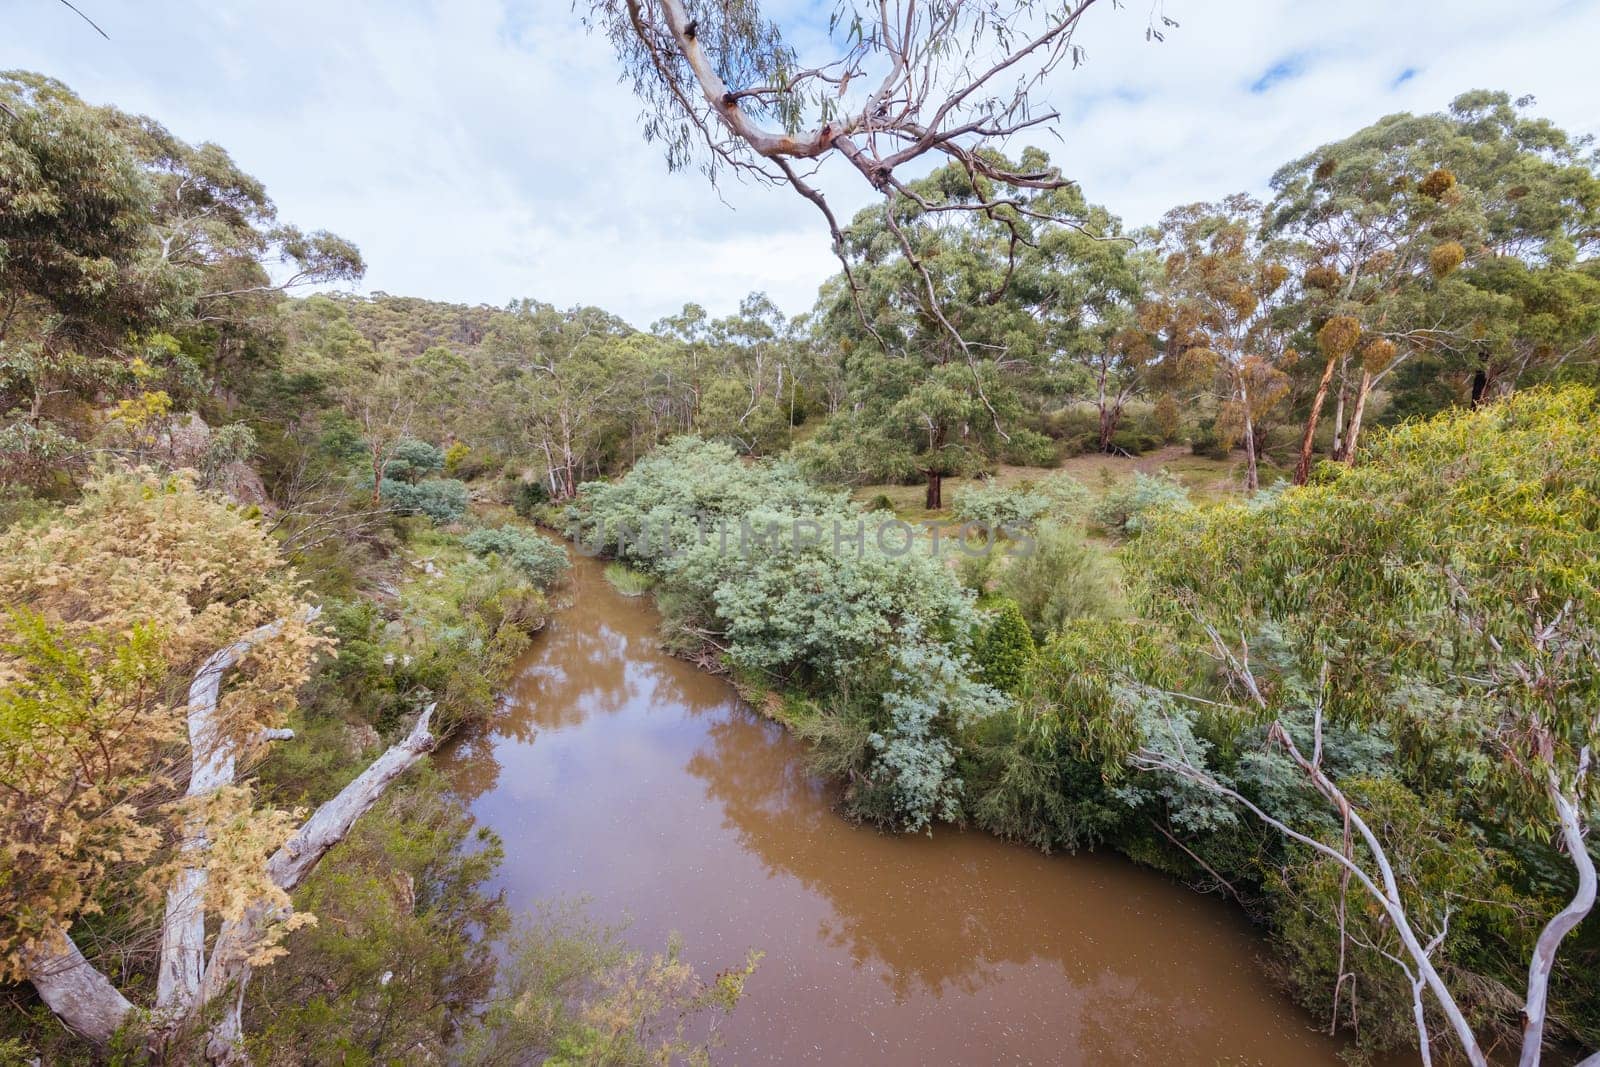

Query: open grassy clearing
[848,445,1279,526]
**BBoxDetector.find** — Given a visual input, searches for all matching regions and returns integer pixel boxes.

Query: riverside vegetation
[2,52,1598,1067]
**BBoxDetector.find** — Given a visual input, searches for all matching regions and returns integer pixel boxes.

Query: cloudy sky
[6,0,1598,327]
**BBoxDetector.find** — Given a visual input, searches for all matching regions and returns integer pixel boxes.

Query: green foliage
[995,522,1117,639]
[1090,470,1190,536]
[442,440,471,475]
[1034,472,1094,516]
[462,525,569,589]
[950,478,1050,529]
[572,437,1005,829]
[243,775,506,1063]
[1188,418,1229,459]
[999,428,1058,466]
[385,438,446,483]
[973,599,1035,694]
[603,562,654,597]
[509,478,549,518]
[199,422,256,488]
[380,477,468,524]
[966,619,1161,853]
[1108,426,1161,456]
[9,65,1600,1065]
[1125,387,1600,1055]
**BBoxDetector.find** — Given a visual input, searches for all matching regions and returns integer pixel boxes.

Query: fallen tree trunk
[196,704,437,1063]
[22,612,439,1063]
[158,611,319,1021]
[21,923,137,1047]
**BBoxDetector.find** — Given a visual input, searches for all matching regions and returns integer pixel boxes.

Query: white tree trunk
[21,923,136,1046]
[1518,764,1596,1067]
[158,611,319,1020]
[196,704,438,1063]
[23,615,438,1062]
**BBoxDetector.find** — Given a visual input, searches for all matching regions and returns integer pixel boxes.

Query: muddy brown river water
[441,550,1363,1064]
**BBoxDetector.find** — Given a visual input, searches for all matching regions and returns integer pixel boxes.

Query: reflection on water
[440,550,1354,1064]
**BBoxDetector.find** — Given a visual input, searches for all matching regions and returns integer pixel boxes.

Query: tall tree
[1266,90,1600,473]
[0,72,361,485]
[1149,195,1293,492]
[485,302,633,499]
[818,156,1068,506]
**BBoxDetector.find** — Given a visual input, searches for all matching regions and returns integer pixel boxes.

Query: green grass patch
[603,561,654,596]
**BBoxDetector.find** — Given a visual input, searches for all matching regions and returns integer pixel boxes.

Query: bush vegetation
[5,66,1599,1066]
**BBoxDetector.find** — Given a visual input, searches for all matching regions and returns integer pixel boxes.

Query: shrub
[1034,473,1092,517]
[954,551,996,595]
[1189,418,1229,460]
[996,522,1117,639]
[1042,405,1100,456]
[385,439,446,483]
[973,599,1036,694]
[1091,471,1190,536]
[865,493,896,513]
[571,437,1006,830]
[999,427,1057,466]
[1108,427,1161,456]
[462,526,569,590]
[443,441,471,475]
[509,479,549,518]
[951,478,1050,530]
[381,478,469,524]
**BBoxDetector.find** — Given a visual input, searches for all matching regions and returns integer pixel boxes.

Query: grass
[843,444,1280,599]
[848,445,1277,525]
[392,522,486,624]
[603,561,654,596]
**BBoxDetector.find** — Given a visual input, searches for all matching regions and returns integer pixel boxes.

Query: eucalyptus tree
[586,0,1169,347]
[485,302,635,499]
[0,72,361,483]
[650,302,715,435]
[1125,387,1600,1067]
[1266,90,1600,475]
[696,292,804,454]
[1033,199,1149,451]
[817,155,1069,506]
[1147,195,1293,492]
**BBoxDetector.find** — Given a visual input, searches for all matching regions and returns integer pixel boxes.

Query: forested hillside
[2,57,1598,1067]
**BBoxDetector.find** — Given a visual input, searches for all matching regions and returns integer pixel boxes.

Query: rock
[214,460,271,509]
[343,722,381,757]
[153,412,271,509]
[158,412,212,468]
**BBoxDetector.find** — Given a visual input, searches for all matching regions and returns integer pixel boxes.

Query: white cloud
[5,0,1597,326]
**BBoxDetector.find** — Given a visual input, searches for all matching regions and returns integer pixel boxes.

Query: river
[440,549,1360,1064]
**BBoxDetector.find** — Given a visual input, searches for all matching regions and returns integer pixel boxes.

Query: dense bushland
[569,393,1600,1063]
[4,61,1599,1065]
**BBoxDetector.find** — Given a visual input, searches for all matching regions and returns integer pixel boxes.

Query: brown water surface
[441,550,1357,1064]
